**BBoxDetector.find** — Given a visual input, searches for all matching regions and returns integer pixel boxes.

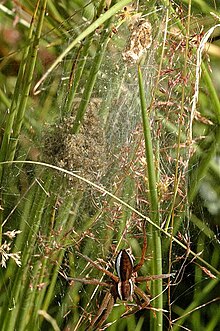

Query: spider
[69,223,172,330]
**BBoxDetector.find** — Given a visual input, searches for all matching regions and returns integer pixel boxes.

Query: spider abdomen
[115,249,134,281]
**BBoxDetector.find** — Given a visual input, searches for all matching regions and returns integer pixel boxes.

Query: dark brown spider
[69,223,172,329]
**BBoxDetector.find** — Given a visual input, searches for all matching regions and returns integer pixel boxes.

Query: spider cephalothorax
[69,223,171,330]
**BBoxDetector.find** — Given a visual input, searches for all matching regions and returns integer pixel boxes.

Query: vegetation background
[0,0,220,330]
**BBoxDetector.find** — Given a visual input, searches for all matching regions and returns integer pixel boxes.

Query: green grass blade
[138,66,162,331]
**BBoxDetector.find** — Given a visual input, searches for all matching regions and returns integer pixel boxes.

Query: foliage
[0,1,220,330]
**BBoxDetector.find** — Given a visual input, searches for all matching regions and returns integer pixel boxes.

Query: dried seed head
[123,19,152,64]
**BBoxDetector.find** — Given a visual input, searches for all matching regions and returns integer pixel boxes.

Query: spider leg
[67,277,110,287]
[134,286,157,318]
[134,285,151,308]
[121,285,151,318]
[77,251,118,282]
[135,273,173,283]
[133,220,147,273]
[89,291,115,330]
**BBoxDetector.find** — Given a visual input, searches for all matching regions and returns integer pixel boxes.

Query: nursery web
[1,1,220,331]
